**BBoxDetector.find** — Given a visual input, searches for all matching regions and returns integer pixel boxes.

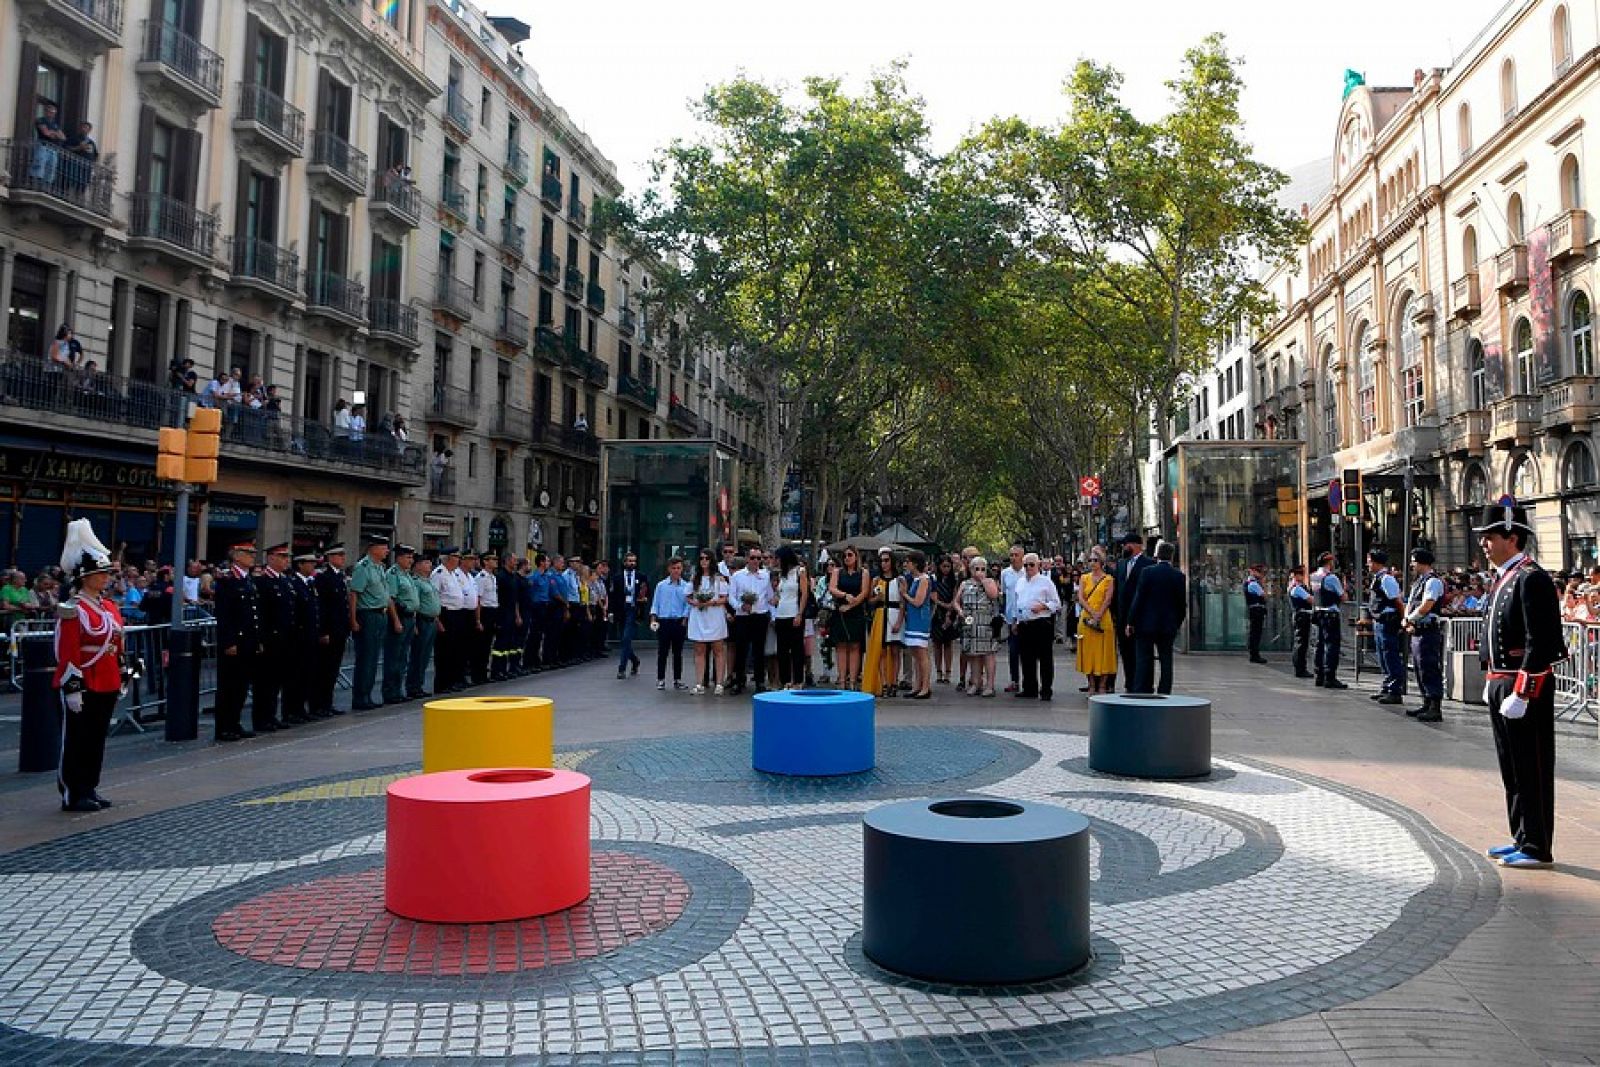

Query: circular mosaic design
[0,727,1499,1066]
[212,852,690,975]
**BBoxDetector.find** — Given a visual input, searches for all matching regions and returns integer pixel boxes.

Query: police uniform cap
[293,552,320,564]
[1410,547,1435,565]
[394,544,417,557]
[265,543,290,555]
[461,549,479,559]
[1367,548,1389,564]
[441,545,461,556]
[323,545,347,557]
[365,534,390,547]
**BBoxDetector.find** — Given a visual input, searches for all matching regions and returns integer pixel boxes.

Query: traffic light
[156,428,187,482]
[1275,486,1299,526]
[1342,467,1362,518]
[184,406,222,484]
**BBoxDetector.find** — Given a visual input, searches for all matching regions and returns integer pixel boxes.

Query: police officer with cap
[282,551,323,721]
[431,546,468,691]
[1402,547,1445,722]
[1366,548,1406,705]
[349,534,393,710]
[254,543,300,728]
[1310,551,1348,688]
[214,541,262,740]
[1476,497,1563,868]
[312,545,350,716]
[383,544,418,704]
[1243,563,1268,664]
[1287,563,1315,678]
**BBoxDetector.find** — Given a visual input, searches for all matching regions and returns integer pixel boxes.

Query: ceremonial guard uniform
[349,536,394,710]
[213,542,262,740]
[1287,565,1315,678]
[282,552,324,721]
[383,545,419,704]
[1243,565,1268,664]
[52,519,123,811]
[312,546,350,716]
[1401,548,1446,722]
[253,544,300,728]
[409,559,441,699]
[1311,552,1348,689]
[1366,549,1406,704]
[1476,501,1564,868]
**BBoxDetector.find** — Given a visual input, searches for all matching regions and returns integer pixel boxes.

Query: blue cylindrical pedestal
[751,689,875,776]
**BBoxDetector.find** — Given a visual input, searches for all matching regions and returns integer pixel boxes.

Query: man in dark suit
[610,551,649,679]
[282,551,323,721]
[1114,532,1153,693]
[213,542,261,743]
[1127,540,1186,694]
[311,545,350,715]
[1476,499,1563,869]
[253,543,301,729]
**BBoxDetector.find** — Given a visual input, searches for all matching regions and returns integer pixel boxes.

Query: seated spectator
[0,570,39,619]
[31,574,59,616]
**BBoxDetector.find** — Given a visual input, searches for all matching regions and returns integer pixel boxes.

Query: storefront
[421,511,456,555]
[292,502,346,555]
[359,506,396,548]
[203,498,263,558]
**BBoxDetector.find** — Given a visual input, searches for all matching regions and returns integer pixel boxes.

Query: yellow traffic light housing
[157,428,187,482]
[183,406,222,484]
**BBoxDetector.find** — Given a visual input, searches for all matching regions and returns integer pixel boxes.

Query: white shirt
[181,575,200,603]
[774,568,804,619]
[476,569,498,608]
[1001,563,1026,623]
[457,567,479,609]
[728,568,773,615]
[1012,572,1061,619]
[431,565,465,610]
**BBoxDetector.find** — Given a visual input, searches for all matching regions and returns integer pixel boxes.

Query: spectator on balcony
[573,411,589,433]
[76,360,109,402]
[199,370,227,407]
[430,447,452,492]
[219,368,243,406]
[29,99,66,184]
[382,162,403,191]
[64,121,97,192]
[350,404,368,442]
[332,398,353,437]
[391,414,410,450]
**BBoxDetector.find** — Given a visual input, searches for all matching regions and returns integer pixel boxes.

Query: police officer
[408,555,441,699]
[1366,549,1406,705]
[473,551,500,684]
[312,545,350,716]
[1243,563,1268,664]
[1287,563,1315,678]
[213,541,262,740]
[431,547,468,691]
[254,543,299,728]
[383,544,418,704]
[53,518,123,811]
[1475,499,1563,868]
[282,551,323,721]
[1402,548,1445,722]
[459,550,484,684]
[349,535,393,711]
[1311,551,1348,689]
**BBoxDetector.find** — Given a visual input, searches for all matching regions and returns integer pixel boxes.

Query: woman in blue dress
[899,550,933,699]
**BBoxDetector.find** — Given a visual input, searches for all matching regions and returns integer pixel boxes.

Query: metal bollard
[165,625,201,742]
[18,635,61,774]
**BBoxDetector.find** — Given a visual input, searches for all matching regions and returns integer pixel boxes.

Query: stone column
[44,263,67,334]
[0,248,14,350]
[157,293,178,373]
[111,278,134,379]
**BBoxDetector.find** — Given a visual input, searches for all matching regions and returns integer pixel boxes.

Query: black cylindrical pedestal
[164,626,200,743]
[1088,693,1212,779]
[863,797,1091,984]
[18,635,61,773]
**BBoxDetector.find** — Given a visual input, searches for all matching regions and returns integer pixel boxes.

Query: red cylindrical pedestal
[385,768,591,923]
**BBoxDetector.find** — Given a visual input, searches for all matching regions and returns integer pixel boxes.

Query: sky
[510,0,1512,194]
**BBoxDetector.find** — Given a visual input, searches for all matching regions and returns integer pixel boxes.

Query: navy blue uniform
[1243,576,1267,661]
[253,569,298,727]
[282,574,322,720]
[1406,572,1446,703]
[212,567,260,738]
[1288,578,1314,676]
[312,566,350,714]
[1313,568,1345,685]
[1368,569,1406,696]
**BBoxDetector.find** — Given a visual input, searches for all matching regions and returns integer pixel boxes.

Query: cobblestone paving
[0,727,1498,1064]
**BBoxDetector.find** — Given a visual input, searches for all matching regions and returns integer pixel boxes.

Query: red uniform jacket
[52,595,125,694]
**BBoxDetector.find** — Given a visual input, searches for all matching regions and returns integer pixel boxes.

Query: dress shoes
[1377,693,1404,705]
[1497,850,1553,869]
[1294,670,1315,679]
[1324,679,1349,689]
[61,797,102,813]
[89,792,113,809]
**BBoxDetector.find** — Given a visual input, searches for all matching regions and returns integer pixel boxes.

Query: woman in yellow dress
[860,555,892,696]
[1076,548,1117,694]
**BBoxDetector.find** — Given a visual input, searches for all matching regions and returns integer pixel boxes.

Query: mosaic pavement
[0,726,1500,1065]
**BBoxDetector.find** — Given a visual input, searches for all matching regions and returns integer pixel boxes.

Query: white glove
[63,691,82,713]
[1482,681,1490,705]
[649,620,659,633]
[1499,694,1528,720]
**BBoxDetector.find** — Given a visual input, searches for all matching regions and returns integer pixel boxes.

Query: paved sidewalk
[0,649,1596,1064]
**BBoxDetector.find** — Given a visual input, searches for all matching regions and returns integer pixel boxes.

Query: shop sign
[360,506,395,527]
[208,504,260,530]
[422,512,454,537]
[0,450,162,489]
[488,517,509,548]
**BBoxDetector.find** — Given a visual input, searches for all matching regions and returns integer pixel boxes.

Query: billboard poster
[1528,227,1559,386]
[1479,252,1506,401]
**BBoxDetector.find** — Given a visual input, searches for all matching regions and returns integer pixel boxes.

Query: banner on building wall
[1529,227,1559,387]
[1480,253,1507,401]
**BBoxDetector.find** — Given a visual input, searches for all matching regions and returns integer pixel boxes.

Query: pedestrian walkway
[0,650,1597,1064]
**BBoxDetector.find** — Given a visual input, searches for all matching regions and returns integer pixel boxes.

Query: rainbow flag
[379,0,400,24]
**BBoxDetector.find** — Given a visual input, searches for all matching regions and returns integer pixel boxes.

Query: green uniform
[414,573,441,618]
[350,556,391,611]
[387,566,420,613]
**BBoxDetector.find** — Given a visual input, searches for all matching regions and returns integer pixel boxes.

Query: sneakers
[713,684,725,696]
[1497,850,1554,869]
[691,685,706,695]
[656,680,666,690]
[673,681,688,691]
[1486,843,1520,859]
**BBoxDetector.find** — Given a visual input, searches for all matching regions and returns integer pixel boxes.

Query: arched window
[1514,317,1535,393]
[1572,291,1594,375]
[1501,57,1519,119]
[1355,323,1377,438]
[1563,441,1597,490]
[1463,224,1479,270]
[1561,154,1582,211]
[1398,296,1425,426]
[1508,193,1526,242]
[1465,463,1488,507]
[1469,338,1488,409]
[1554,5,1574,75]
[1322,345,1339,453]
[1458,102,1473,159]
[1511,452,1539,499]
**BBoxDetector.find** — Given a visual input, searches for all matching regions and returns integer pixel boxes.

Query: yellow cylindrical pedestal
[421,696,555,773]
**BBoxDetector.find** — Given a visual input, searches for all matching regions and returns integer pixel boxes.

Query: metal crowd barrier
[1437,615,1598,726]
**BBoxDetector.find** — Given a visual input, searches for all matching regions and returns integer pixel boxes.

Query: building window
[1500,57,1518,121]
[1464,463,1488,507]
[1574,292,1595,376]
[1514,317,1535,393]
[1355,325,1377,438]
[375,0,401,28]
[1322,353,1339,453]
[1511,451,1538,499]
[1398,297,1424,427]
[1463,224,1478,271]
[1554,5,1574,75]
[1561,154,1582,211]
[1457,103,1472,160]
[1563,441,1597,490]
[1507,193,1525,242]
[1469,339,1488,409]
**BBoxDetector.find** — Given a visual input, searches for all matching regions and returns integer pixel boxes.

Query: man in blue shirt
[1243,563,1268,664]
[524,554,551,671]
[1367,549,1407,704]
[650,557,692,690]
[1403,548,1447,722]
[1312,551,1348,689]
[1287,563,1315,679]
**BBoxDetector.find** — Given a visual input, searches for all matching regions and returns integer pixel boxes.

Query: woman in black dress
[827,547,870,690]
[931,555,960,684]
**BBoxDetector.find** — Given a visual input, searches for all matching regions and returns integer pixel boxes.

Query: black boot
[1415,697,1442,722]
[1324,676,1348,690]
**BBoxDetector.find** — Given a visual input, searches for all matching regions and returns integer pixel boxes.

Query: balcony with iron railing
[536,249,561,283]
[0,139,117,225]
[567,198,587,230]
[370,170,420,228]
[540,172,563,209]
[496,305,530,348]
[137,19,223,109]
[232,81,304,156]
[434,275,474,321]
[504,143,529,185]
[500,217,527,259]
[582,353,608,388]
[492,406,533,442]
[0,350,423,483]
[444,85,474,136]
[696,415,714,438]
[564,265,584,298]
[534,324,563,363]
[534,419,601,459]
[439,176,468,222]
[494,476,515,508]
[127,192,217,265]
[304,270,366,325]
[618,305,637,334]
[427,383,476,428]
[668,399,697,432]
[308,129,367,196]
[227,236,299,300]
[368,298,419,347]
[25,0,124,50]
[617,372,658,411]
[586,281,606,314]
[429,465,457,501]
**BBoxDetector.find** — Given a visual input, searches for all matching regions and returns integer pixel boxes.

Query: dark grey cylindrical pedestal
[1088,693,1211,779]
[862,797,1090,984]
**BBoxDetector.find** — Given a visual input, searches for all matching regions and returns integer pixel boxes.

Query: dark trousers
[1411,626,1444,698]
[522,603,546,667]
[731,613,769,688]
[492,609,519,678]
[437,609,470,689]
[542,604,565,666]
[1246,604,1266,658]
[1118,626,1139,692]
[1374,616,1405,694]
[1017,617,1055,697]
[617,608,640,671]
[408,616,438,696]
[1292,610,1313,674]
[774,616,807,685]
[1008,629,1020,684]
[282,641,318,718]
[656,617,688,681]
[58,688,116,804]
[313,630,348,712]
[215,648,253,735]
[383,614,414,702]
[251,645,285,729]
[471,612,496,683]
[1134,634,1175,694]
[1488,675,1556,861]
[352,608,387,705]
[1314,611,1342,679]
